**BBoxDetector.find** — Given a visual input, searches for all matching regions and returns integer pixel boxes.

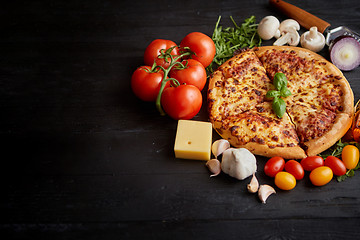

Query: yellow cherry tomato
[274,171,296,190]
[309,166,333,186]
[341,145,360,169]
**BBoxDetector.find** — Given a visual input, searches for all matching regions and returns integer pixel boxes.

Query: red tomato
[284,160,304,180]
[160,84,202,120]
[264,156,285,178]
[324,156,347,176]
[309,166,333,186]
[275,172,296,190]
[341,145,360,169]
[300,156,324,171]
[180,32,216,68]
[131,66,167,101]
[169,59,207,91]
[144,39,179,68]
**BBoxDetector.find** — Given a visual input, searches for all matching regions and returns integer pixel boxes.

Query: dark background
[1,0,360,239]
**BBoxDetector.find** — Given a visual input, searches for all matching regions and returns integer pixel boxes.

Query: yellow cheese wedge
[174,120,212,161]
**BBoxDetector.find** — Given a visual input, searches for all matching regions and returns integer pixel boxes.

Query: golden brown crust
[208,46,354,159]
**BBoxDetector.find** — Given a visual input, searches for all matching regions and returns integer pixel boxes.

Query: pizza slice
[285,81,353,156]
[208,48,274,122]
[255,46,341,94]
[212,102,307,159]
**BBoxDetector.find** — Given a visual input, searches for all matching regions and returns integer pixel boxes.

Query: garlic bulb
[221,148,257,180]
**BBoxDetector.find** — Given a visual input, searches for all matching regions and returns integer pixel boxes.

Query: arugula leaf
[207,15,262,73]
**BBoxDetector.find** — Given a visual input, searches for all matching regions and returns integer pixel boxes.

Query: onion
[329,36,360,71]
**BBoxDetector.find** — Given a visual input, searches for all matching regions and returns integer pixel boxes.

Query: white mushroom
[300,26,326,52]
[257,16,281,40]
[221,148,257,180]
[273,19,300,46]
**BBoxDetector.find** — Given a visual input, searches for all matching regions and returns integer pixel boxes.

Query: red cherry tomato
[169,59,207,91]
[180,32,216,68]
[341,145,360,169]
[144,39,179,68]
[284,160,304,180]
[264,156,285,178]
[300,156,324,171]
[160,84,202,120]
[309,166,333,186]
[324,156,347,176]
[131,66,167,101]
[275,171,297,190]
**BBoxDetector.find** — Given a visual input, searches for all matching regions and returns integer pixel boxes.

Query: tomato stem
[155,46,193,116]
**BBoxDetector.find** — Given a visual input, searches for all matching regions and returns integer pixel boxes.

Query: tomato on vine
[131,66,168,102]
[180,32,216,68]
[169,59,207,91]
[144,39,179,69]
[160,84,202,120]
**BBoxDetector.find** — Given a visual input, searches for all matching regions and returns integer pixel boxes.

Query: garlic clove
[247,173,259,193]
[258,184,276,204]
[211,139,230,158]
[206,159,221,177]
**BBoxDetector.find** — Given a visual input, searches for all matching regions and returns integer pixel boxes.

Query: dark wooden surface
[1,0,360,239]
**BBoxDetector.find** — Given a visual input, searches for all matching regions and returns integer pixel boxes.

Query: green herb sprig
[206,15,262,73]
[319,139,360,182]
[266,73,292,118]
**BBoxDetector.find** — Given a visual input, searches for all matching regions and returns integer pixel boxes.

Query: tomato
[324,156,347,176]
[131,66,168,101]
[274,172,296,190]
[264,156,285,178]
[341,145,360,169]
[180,32,216,68]
[160,84,202,120]
[169,59,207,91]
[300,156,324,171]
[284,160,304,180]
[309,166,333,186]
[144,39,179,68]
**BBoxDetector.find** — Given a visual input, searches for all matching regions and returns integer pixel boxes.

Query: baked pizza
[208,46,354,159]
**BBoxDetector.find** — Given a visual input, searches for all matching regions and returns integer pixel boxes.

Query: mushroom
[221,148,257,180]
[273,19,300,46]
[258,184,276,204]
[257,16,281,40]
[300,26,326,52]
[211,139,230,158]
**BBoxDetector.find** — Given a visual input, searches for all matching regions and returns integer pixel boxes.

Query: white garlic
[211,139,230,158]
[247,173,259,193]
[205,159,221,177]
[221,148,257,180]
[258,184,276,204]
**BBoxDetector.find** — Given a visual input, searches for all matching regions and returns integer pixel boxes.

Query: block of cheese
[174,120,212,161]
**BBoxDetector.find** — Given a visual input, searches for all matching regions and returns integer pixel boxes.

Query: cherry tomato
[309,166,333,186]
[169,59,207,91]
[131,66,167,101]
[160,84,202,120]
[264,156,285,178]
[180,32,216,68]
[275,172,296,190]
[144,39,179,68]
[284,160,304,180]
[324,156,347,176]
[341,145,360,169]
[300,156,324,171]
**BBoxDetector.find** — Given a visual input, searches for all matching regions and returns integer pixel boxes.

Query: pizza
[207,46,354,159]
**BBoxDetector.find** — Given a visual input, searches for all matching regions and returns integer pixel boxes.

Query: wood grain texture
[1,0,360,239]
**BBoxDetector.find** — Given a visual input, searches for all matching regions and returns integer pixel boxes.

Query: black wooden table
[1,0,360,239]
